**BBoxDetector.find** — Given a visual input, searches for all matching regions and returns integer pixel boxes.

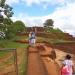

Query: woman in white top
[61,54,74,75]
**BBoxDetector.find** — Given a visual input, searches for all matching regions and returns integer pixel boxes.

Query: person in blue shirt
[29,31,36,46]
[31,31,36,46]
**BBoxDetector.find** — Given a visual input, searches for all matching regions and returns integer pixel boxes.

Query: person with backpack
[30,31,36,46]
[61,54,74,75]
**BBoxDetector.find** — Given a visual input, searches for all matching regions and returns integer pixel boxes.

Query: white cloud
[11,13,43,27]
[22,0,40,6]
[6,0,20,5]
[6,0,75,7]
[21,0,64,6]
[52,3,75,36]
[20,0,75,9]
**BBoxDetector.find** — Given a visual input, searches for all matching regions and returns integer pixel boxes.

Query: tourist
[29,31,36,46]
[30,31,36,46]
[61,54,74,75]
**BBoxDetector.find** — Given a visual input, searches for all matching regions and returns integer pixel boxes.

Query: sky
[5,0,75,36]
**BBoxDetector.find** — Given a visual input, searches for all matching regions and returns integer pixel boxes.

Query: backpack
[31,33,35,39]
[61,66,70,74]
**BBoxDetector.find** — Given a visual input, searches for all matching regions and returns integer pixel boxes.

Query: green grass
[19,49,28,75]
[0,35,28,75]
[0,51,9,57]
[0,39,28,48]
[12,35,28,41]
[36,37,46,43]
[37,37,75,44]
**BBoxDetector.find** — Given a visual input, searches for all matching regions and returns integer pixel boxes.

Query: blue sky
[12,1,55,17]
[5,0,75,36]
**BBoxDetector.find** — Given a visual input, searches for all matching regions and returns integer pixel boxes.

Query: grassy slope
[0,36,28,75]
[37,36,75,44]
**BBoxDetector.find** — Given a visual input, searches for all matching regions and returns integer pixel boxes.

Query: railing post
[13,49,18,75]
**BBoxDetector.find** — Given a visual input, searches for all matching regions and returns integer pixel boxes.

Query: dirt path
[27,46,48,75]
[39,43,75,75]
[27,43,75,75]
[0,42,75,75]
[37,43,59,75]
[27,44,59,75]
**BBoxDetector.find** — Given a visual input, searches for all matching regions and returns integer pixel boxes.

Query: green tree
[0,0,13,18]
[12,21,26,34]
[44,19,54,28]
[43,19,54,32]
[0,0,13,29]
[0,0,14,39]
[4,18,13,26]
[2,18,14,39]
[0,0,5,7]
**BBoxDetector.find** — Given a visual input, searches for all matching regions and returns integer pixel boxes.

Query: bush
[5,31,15,39]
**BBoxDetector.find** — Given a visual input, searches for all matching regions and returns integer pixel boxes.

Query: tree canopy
[0,0,14,30]
[43,19,54,28]
[12,21,26,33]
[0,0,26,39]
[43,19,54,32]
[0,0,14,18]
[0,0,14,39]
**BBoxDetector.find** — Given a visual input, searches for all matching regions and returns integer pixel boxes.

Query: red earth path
[27,46,48,75]
[27,44,60,75]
